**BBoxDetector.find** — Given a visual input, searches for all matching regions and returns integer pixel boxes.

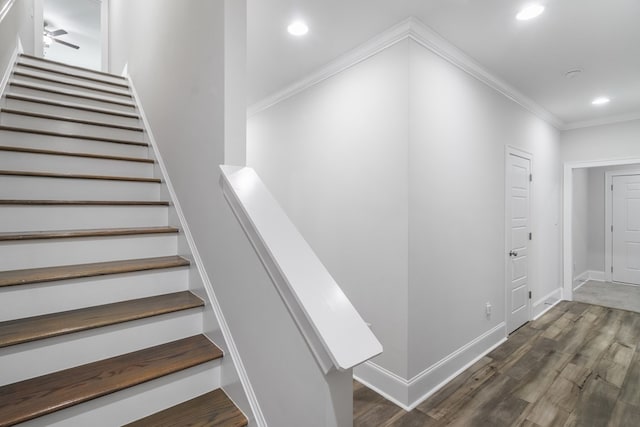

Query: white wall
[561,119,640,162]
[248,40,410,378]
[407,39,561,379]
[109,1,349,425]
[0,0,35,74]
[247,35,562,407]
[572,168,589,283]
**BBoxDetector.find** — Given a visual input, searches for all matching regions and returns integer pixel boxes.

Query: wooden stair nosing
[0,125,148,146]
[9,81,136,108]
[0,291,204,348]
[0,170,161,183]
[19,53,128,81]
[16,62,130,88]
[0,226,178,242]
[124,389,248,427]
[0,199,169,206]
[0,108,144,132]
[0,335,222,427]
[5,93,140,119]
[0,255,190,288]
[13,71,133,98]
[0,145,154,164]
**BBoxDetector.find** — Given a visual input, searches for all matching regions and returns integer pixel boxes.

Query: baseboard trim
[573,270,605,292]
[126,77,266,427]
[354,322,506,410]
[532,288,562,320]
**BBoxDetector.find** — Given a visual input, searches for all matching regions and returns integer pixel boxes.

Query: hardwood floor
[354,301,640,426]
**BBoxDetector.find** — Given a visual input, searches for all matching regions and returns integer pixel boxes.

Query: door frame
[505,146,533,334]
[605,168,640,282]
[562,157,640,301]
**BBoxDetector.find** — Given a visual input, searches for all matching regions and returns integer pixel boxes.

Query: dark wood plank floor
[354,301,640,426]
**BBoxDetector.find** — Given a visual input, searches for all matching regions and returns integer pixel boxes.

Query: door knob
[509,250,518,257]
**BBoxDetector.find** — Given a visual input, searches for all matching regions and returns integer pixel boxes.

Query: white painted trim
[0,38,22,97]
[562,158,640,302]
[125,77,267,427]
[248,17,563,129]
[605,168,640,282]
[561,112,640,131]
[0,0,16,23]
[504,146,534,334]
[573,271,590,291]
[100,0,109,73]
[219,166,383,373]
[354,322,506,410]
[33,0,44,57]
[532,289,562,320]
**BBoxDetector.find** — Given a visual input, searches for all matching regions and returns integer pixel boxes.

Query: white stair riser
[0,151,154,178]
[17,58,127,86]
[0,130,149,158]
[0,175,161,201]
[0,234,178,270]
[0,112,145,142]
[12,74,132,101]
[0,268,189,320]
[17,361,220,427]
[0,205,169,232]
[14,66,131,94]
[0,310,204,386]
[10,83,137,113]
[5,97,141,127]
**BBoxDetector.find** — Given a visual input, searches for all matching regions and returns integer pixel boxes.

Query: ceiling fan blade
[49,29,67,37]
[53,38,80,49]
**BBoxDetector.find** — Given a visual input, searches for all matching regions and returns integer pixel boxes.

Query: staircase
[0,54,248,426]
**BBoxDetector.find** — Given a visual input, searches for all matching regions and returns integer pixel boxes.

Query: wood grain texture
[16,62,130,88]
[0,291,203,348]
[0,335,222,426]
[0,226,177,241]
[0,125,147,146]
[0,145,153,163]
[20,54,128,80]
[0,255,189,287]
[354,301,640,426]
[0,108,144,131]
[123,389,248,427]
[12,71,133,98]
[9,82,135,107]
[5,94,139,118]
[0,169,160,183]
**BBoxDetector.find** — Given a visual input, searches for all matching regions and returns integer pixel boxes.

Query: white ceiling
[247,0,640,128]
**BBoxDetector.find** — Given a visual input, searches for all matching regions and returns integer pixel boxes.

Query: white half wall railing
[220,165,383,374]
[0,0,16,24]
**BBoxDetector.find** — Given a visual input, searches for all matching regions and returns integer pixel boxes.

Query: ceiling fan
[43,25,80,50]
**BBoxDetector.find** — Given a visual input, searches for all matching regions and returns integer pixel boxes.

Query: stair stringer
[126,75,264,427]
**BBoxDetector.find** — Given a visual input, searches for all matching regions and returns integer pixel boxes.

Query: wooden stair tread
[0,145,153,163]
[0,199,169,206]
[19,54,127,80]
[0,125,148,146]
[0,226,178,241]
[124,389,248,427]
[10,81,135,108]
[0,335,222,426]
[13,71,133,98]
[0,291,203,348]
[5,93,140,118]
[1,108,144,132]
[16,62,130,88]
[0,256,190,287]
[0,169,161,183]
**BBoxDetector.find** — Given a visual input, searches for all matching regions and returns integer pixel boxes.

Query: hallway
[354,301,640,426]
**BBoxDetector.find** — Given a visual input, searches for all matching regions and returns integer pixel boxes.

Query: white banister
[220,165,382,374]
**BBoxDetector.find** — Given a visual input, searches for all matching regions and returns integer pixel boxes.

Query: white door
[612,174,640,285]
[507,154,531,334]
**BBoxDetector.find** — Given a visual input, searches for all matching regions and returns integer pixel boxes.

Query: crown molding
[561,111,640,131]
[248,16,564,129]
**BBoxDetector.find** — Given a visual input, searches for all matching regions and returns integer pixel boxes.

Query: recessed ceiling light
[287,21,309,36]
[592,97,611,106]
[516,4,545,21]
